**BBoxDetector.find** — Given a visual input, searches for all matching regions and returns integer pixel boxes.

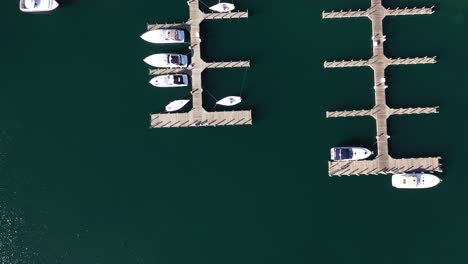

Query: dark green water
[1,0,467,263]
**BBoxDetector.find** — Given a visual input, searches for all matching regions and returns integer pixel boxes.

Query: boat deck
[324,0,442,176]
[147,0,251,128]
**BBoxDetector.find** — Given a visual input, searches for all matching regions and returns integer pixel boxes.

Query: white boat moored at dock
[148,0,252,129]
[209,2,235,13]
[216,96,241,106]
[330,147,373,161]
[144,54,188,68]
[392,173,442,189]
[20,0,59,12]
[165,100,190,112]
[140,29,185,44]
[324,1,441,176]
[150,74,189,88]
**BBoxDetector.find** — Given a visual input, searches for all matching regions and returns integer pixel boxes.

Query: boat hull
[209,3,235,13]
[330,147,373,161]
[150,75,189,88]
[20,0,59,12]
[144,54,188,68]
[165,100,190,112]
[140,29,185,44]
[392,173,442,189]
[216,96,242,106]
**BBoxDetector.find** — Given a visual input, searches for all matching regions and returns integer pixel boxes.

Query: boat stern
[181,55,189,67]
[330,148,336,160]
[177,30,185,42]
[182,75,189,85]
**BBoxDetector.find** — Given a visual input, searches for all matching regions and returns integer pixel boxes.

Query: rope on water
[204,89,219,110]
[198,0,211,9]
[205,89,218,102]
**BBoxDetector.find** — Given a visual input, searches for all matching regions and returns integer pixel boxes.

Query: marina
[5,0,468,261]
[147,0,252,128]
[324,0,442,177]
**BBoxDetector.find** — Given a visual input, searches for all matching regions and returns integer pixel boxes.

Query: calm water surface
[1,0,468,263]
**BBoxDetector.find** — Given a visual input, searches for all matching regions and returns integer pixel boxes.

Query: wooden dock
[147,0,251,128]
[323,0,442,176]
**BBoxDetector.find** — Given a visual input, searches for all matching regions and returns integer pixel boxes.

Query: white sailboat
[392,173,442,189]
[20,0,59,12]
[209,2,235,13]
[165,100,190,112]
[216,96,242,106]
[140,29,185,44]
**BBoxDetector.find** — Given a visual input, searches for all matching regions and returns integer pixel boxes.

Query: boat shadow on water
[57,0,75,7]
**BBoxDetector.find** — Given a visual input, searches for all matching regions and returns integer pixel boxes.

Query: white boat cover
[209,3,235,13]
[165,100,190,112]
[216,96,241,106]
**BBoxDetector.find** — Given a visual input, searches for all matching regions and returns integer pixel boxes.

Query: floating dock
[147,0,251,128]
[324,0,442,176]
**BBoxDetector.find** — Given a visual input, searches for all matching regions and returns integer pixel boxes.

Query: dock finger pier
[147,0,252,128]
[324,0,442,177]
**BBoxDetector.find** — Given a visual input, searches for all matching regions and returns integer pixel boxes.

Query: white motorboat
[209,2,235,13]
[144,54,188,68]
[165,100,190,112]
[330,147,373,161]
[392,173,442,189]
[140,29,185,44]
[20,0,59,12]
[150,74,189,88]
[216,96,242,106]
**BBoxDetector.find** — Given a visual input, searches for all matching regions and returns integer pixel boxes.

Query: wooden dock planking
[150,110,252,128]
[386,7,434,16]
[146,0,251,128]
[326,107,438,119]
[322,6,434,19]
[324,0,442,176]
[328,157,442,177]
[147,23,190,31]
[205,61,250,69]
[205,11,248,20]
[148,69,188,75]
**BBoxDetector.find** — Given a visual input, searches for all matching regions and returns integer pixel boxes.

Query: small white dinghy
[140,29,185,44]
[20,0,59,12]
[144,54,188,68]
[209,2,235,13]
[392,173,442,189]
[165,100,190,112]
[150,74,189,88]
[216,96,242,106]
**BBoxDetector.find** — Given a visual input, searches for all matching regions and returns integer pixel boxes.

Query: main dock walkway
[324,0,442,176]
[147,0,251,128]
